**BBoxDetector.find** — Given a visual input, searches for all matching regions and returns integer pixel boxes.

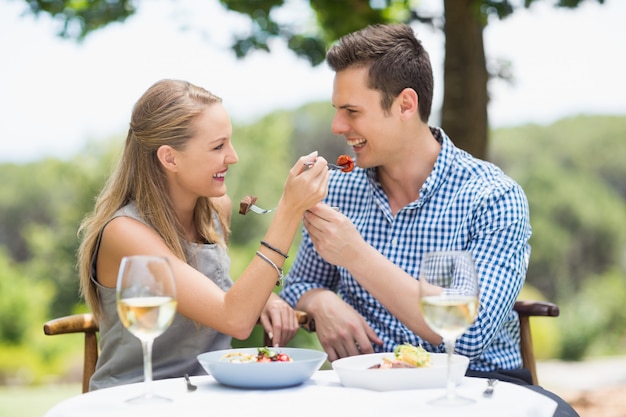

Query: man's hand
[259,293,299,346]
[303,204,365,269]
[300,290,383,362]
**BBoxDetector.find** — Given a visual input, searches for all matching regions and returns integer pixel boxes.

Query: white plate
[332,352,469,391]
[197,347,327,389]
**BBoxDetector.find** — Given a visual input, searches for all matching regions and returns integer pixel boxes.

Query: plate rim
[331,352,469,391]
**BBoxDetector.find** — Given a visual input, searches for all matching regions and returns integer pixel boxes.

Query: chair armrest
[296,310,312,331]
[43,313,99,336]
[514,300,560,318]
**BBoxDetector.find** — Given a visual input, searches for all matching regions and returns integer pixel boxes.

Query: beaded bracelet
[255,250,284,287]
[260,240,289,259]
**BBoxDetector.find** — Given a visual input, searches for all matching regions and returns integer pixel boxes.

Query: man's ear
[398,88,418,119]
[157,145,177,172]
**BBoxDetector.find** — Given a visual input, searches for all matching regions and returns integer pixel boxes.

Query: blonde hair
[77,79,230,321]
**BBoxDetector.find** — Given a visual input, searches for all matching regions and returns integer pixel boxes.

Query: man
[280,23,532,382]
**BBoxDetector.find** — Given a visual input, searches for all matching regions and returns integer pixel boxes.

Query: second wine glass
[116,255,177,403]
[419,250,479,406]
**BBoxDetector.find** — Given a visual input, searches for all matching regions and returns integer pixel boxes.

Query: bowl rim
[196,347,328,388]
[197,346,328,364]
[332,351,469,371]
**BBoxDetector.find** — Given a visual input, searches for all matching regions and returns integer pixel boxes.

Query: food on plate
[238,195,258,215]
[368,343,431,369]
[336,155,355,173]
[221,347,293,363]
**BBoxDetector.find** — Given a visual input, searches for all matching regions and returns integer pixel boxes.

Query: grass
[0,383,80,417]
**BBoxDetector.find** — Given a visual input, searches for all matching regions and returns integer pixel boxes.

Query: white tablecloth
[44,371,557,417]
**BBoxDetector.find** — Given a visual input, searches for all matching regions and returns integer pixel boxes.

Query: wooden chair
[43,299,558,392]
[43,313,99,393]
[513,300,560,384]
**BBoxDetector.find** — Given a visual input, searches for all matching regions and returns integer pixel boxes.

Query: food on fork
[369,343,431,369]
[239,195,258,215]
[304,155,354,172]
[336,155,355,173]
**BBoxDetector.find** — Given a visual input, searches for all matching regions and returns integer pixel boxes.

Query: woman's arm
[96,154,329,340]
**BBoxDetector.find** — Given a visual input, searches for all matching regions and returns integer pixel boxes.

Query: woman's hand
[279,151,330,216]
[259,293,300,346]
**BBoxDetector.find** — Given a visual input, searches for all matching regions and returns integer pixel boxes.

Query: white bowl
[197,347,327,389]
[332,352,469,391]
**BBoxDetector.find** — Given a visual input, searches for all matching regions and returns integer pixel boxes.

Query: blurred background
[1,0,625,415]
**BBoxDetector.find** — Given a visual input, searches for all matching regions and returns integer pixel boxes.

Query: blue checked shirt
[280,127,531,372]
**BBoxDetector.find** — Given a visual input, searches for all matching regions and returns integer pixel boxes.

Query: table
[44,371,558,417]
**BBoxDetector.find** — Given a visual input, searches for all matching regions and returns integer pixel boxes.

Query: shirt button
[391,238,398,247]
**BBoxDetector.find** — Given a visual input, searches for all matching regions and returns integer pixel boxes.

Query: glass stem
[142,339,155,398]
[444,338,455,400]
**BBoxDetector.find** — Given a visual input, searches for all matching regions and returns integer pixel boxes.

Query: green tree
[18,0,604,159]
[490,115,626,302]
[0,249,52,345]
[227,110,295,245]
[0,138,120,319]
[290,102,352,161]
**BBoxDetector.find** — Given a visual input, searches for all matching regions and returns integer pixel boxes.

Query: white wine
[117,296,177,341]
[420,295,478,340]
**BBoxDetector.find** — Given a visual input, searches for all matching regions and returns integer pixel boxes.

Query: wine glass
[419,251,479,406]
[116,255,177,403]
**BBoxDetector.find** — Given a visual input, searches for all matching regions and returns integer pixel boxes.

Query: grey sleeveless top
[89,202,233,391]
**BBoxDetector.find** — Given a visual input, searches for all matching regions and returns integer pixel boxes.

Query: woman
[77,79,329,390]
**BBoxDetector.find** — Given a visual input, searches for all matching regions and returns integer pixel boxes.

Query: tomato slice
[276,353,291,362]
[255,347,292,362]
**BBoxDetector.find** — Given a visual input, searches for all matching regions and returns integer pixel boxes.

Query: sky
[1,0,625,163]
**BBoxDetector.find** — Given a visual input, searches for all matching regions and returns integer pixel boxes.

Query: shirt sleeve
[456,179,532,361]
[279,227,340,307]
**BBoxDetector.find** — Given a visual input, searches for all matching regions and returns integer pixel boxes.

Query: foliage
[19,0,602,65]
[0,249,52,345]
[17,0,606,160]
[0,251,83,385]
[490,116,626,301]
[21,0,136,40]
[0,139,119,319]
[558,269,626,360]
[290,102,351,161]
[228,110,295,245]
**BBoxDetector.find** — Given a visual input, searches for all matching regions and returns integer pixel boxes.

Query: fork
[483,378,498,398]
[184,373,197,392]
[248,204,275,215]
[304,161,346,171]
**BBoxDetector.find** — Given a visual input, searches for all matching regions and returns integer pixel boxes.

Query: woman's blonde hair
[77,79,230,320]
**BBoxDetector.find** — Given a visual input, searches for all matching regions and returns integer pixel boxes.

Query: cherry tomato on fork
[336,155,355,173]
